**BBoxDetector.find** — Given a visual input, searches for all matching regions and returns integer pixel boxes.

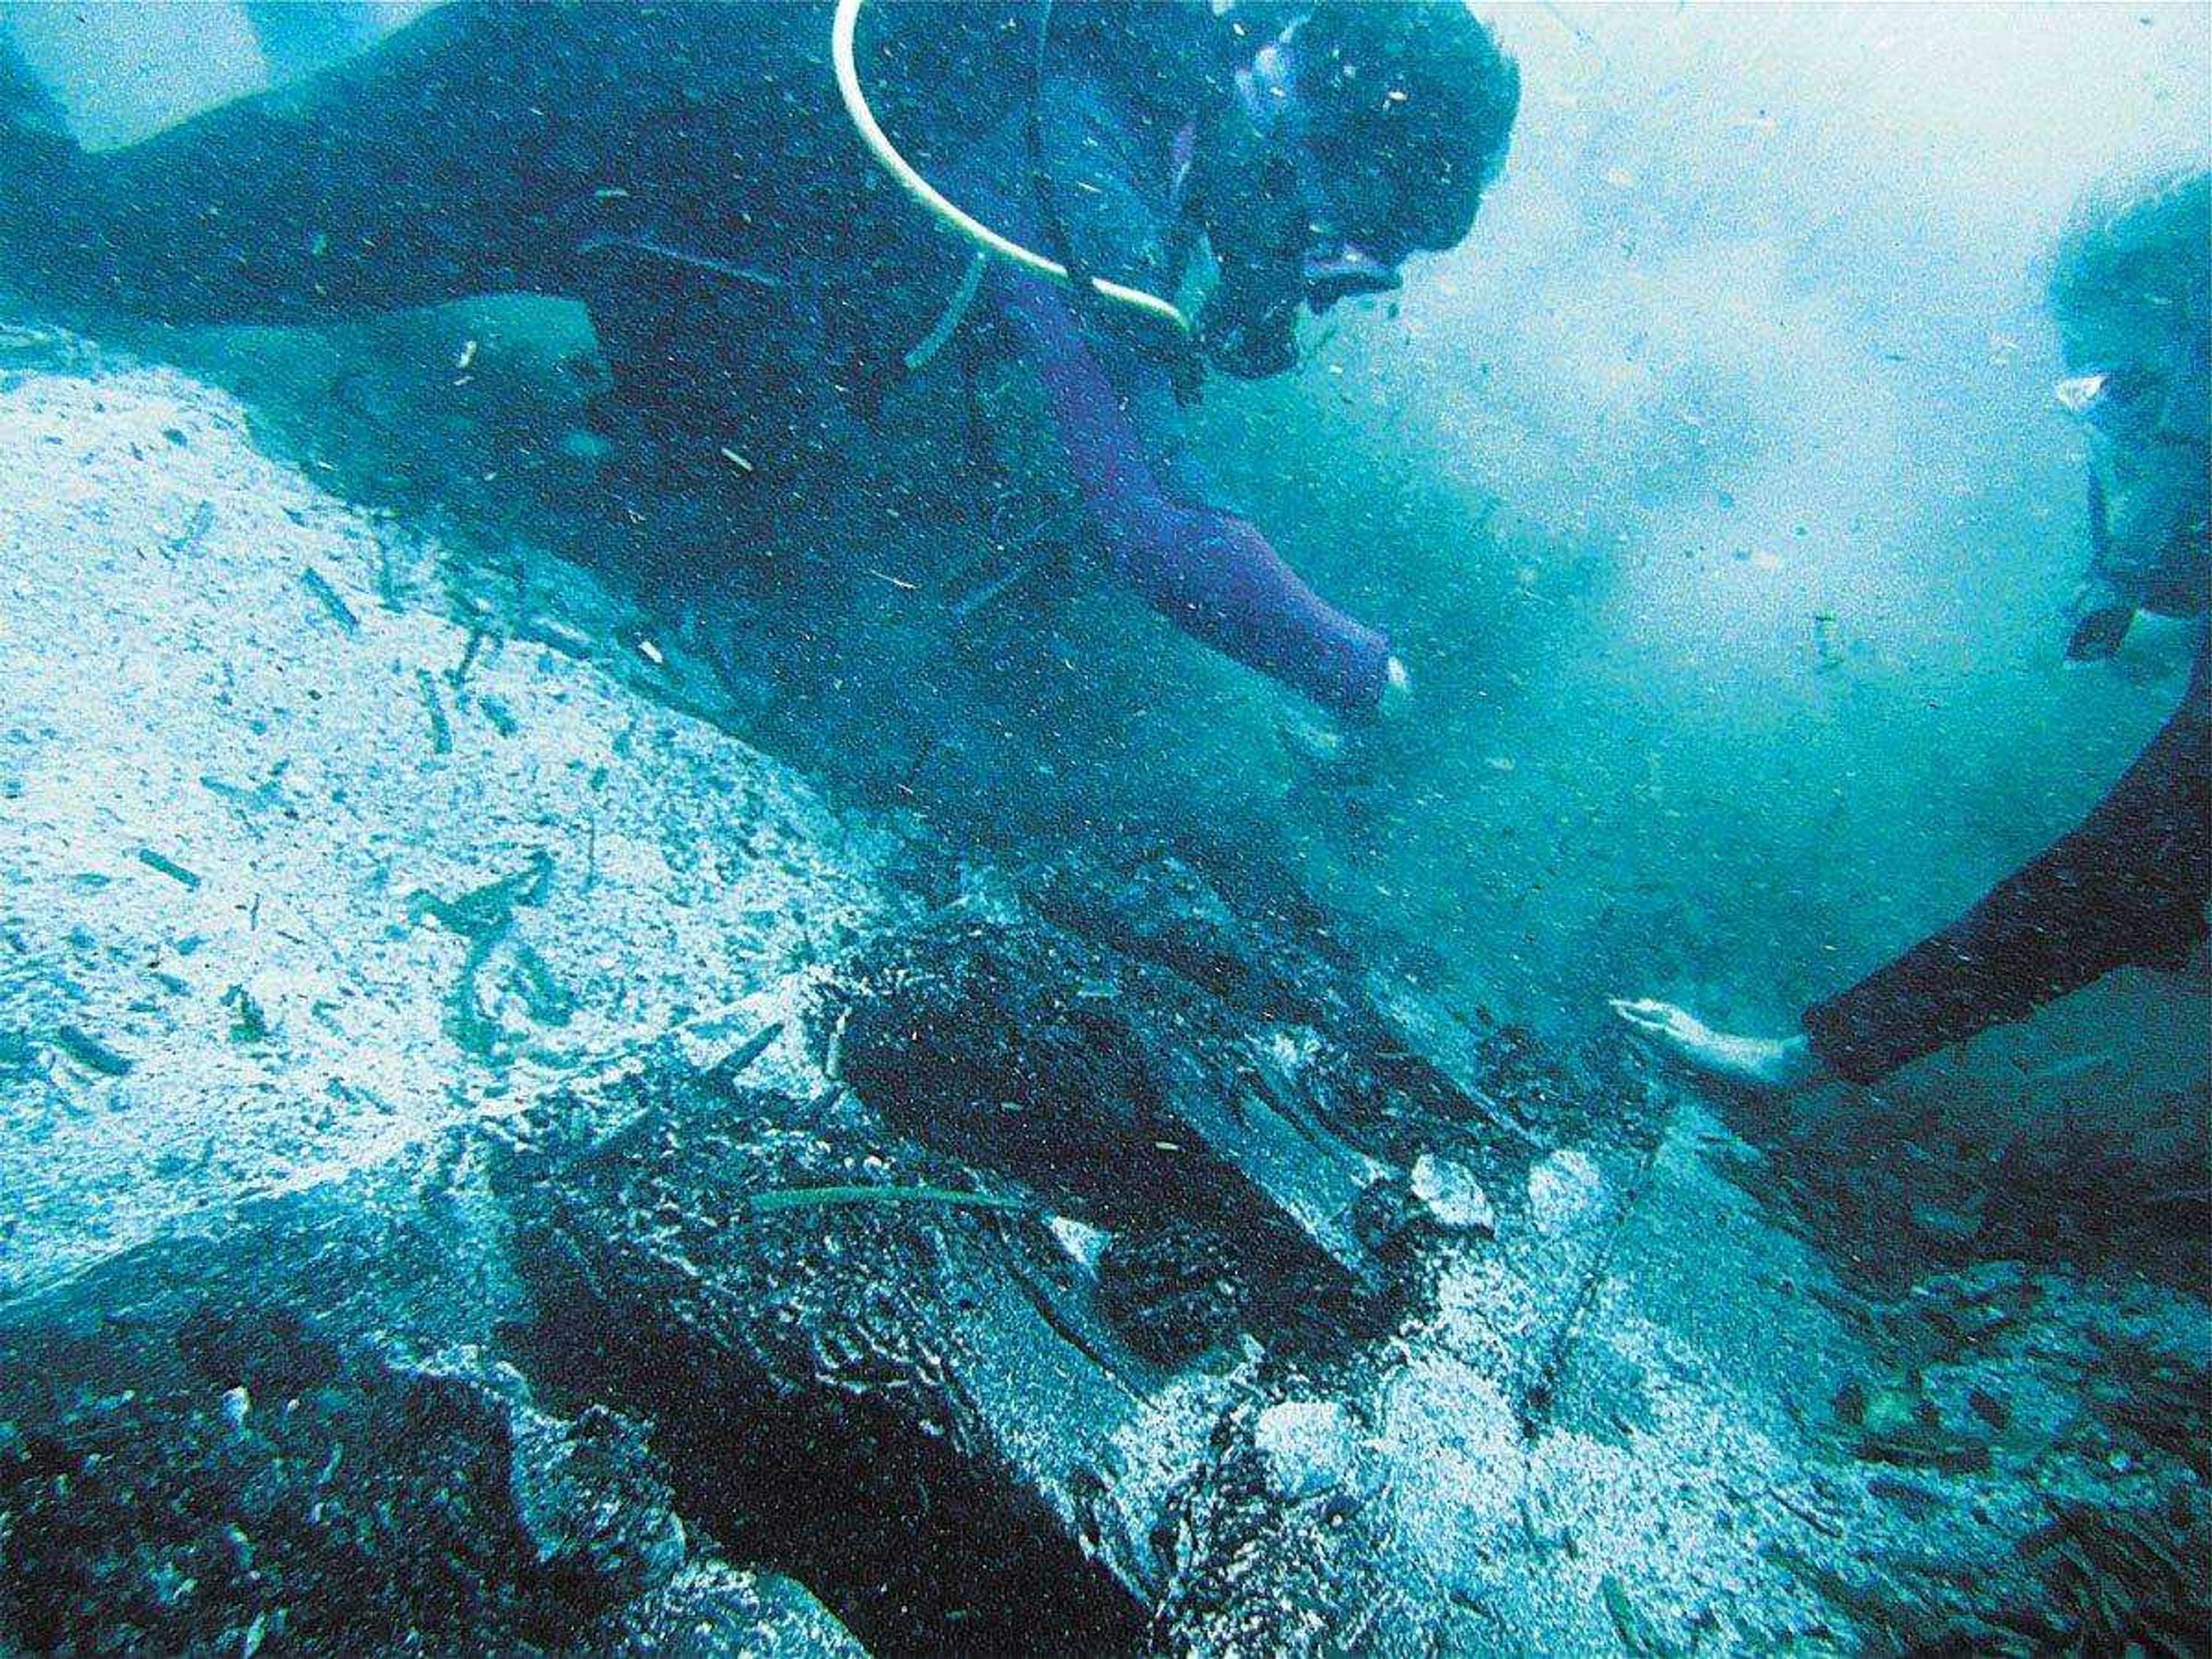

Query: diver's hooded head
[2047,167,2210,654]
[1185,1,1520,380]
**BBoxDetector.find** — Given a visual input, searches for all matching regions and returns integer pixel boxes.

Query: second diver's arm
[1619,630,2212,1092]
[1799,630,2212,1082]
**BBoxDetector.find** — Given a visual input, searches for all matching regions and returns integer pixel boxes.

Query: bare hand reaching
[1609,998,1828,1094]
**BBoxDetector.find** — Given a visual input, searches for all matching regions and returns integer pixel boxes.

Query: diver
[1615,169,2211,1097]
[0,1,1520,733]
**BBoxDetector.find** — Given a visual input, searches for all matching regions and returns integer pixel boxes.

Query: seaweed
[1857,1423,1993,1476]
[2021,1493,2212,1657]
[509,945,573,1026]
[200,763,287,813]
[449,945,505,1058]
[171,499,214,554]
[0,1029,39,1081]
[1847,1487,2210,1654]
[415,669,452,756]
[407,852,557,1059]
[298,565,361,634]
[1832,1372,1994,1475]
[134,848,202,891]
[1763,1542,1919,1646]
[448,621,488,690]
[51,1025,134,1077]
[222,984,271,1046]
[407,851,554,942]
[1733,1072,2210,1298]
[1600,1574,1682,1657]
[517,616,595,660]
[476,694,519,738]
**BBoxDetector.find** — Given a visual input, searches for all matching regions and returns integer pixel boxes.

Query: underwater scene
[1,1,2207,1651]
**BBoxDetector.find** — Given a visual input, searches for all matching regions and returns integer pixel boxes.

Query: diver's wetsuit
[1802,628,2212,1083]
[0,1,1393,719]
[956,33,1395,718]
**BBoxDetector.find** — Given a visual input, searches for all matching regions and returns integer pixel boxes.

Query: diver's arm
[1799,631,2211,1082]
[998,271,1395,719]
[1620,632,2212,1092]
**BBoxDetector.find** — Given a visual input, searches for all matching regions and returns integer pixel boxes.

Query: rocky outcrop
[0,1173,859,1656]
[0,351,895,1295]
[3,348,2204,1655]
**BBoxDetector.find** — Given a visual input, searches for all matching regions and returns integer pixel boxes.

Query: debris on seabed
[299,565,361,634]
[415,669,453,756]
[52,1024,135,1077]
[135,847,204,891]
[703,1021,783,1090]
[223,984,272,1046]
[172,499,215,553]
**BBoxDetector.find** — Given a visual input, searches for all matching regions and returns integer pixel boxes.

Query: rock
[490,1064,1167,1653]
[407,1347,689,1611]
[1046,1214,1113,1274]
[1411,1153,1497,1236]
[1254,1399,1359,1502]
[823,904,1403,1347]
[1911,1199,1985,1246]
[3,349,2184,1653]
[1097,1218,1248,1366]
[1527,1146,1609,1238]
[0,361,895,1297]
[601,1560,865,1656]
[0,1319,696,1653]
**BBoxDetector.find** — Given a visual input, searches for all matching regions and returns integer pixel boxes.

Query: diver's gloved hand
[1378,653,1414,722]
[1609,998,1830,1095]
[2064,574,2138,662]
[1278,654,1413,782]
